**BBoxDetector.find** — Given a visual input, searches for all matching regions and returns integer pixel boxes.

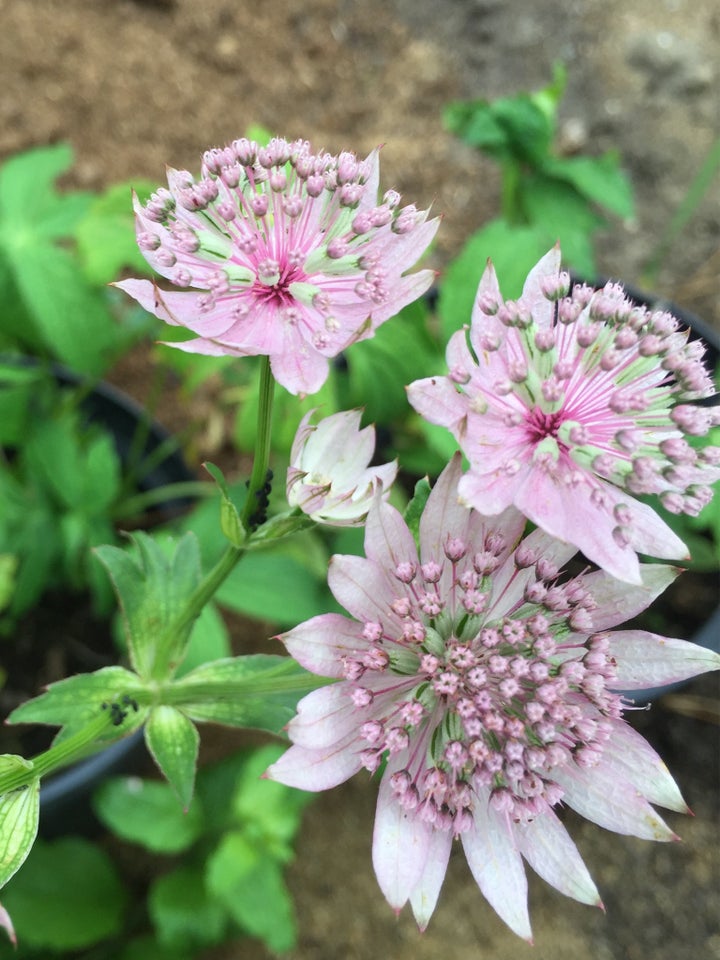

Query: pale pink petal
[457,466,519,516]
[285,684,359,749]
[582,564,680,630]
[598,720,688,812]
[625,498,690,560]
[408,826,453,930]
[406,374,469,434]
[0,903,15,947]
[462,797,533,941]
[516,800,602,907]
[372,757,434,912]
[512,468,644,585]
[520,243,561,324]
[265,736,363,791]
[419,454,465,552]
[280,613,366,678]
[364,500,419,572]
[328,555,398,625]
[268,335,329,396]
[553,759,677,841]
[606,630,720,691]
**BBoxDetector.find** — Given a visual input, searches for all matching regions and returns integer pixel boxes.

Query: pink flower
[407,247,720,583]
[115,137,438,395]
[287,409,397,526]
[267,456,720,939]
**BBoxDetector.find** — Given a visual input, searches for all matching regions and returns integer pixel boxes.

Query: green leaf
[343,300,440,423]
[25,413,122,515]
[404,476,432,543]
[542,151,635,219]
[206,830,297,953]
[521,171,602,277]
[6,667,145,742]
[74,179,158,284]
[145,706,199,810]
[231,744,312,859]
[0,837,125,949]
[216,538,331,626]
[2,242,122,374]
[93,776,205,854]
[0,776,39,891]
[95,531,202,681]
[118,935,194,960]
[173,654,321,733]
[204,462,247,547]
[0,556,16,615]
[0,144,90,235]
[148,865,228,950]
[438,219,550,340]
[175,601,232,678]
[444,93,554,166]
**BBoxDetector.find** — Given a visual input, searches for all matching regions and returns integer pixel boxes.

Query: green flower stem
[0,710,117,796]
[166,665,331,706]
[112,480,218,520]
[240,355,276,530]
[162,356,276,646]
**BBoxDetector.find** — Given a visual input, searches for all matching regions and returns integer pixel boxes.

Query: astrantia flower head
[267,456,720,939]
[407,247,720,583]
[116,136,438,395]
[287,409,397,526]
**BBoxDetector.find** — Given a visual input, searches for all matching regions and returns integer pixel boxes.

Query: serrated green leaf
[216,541,330,626]
[343,300,439,423]
[206,831,297,953]
[231,744,312,858]
[175,601,232,679]
[0,144,76,229]
[444,94,553,165]
[0,779,39,891]
[149,865,228,950]
[173,654,321,733]
[93,776,204,853]
[95,531,202,681]
[438,219,550,341]
[542,151,635,219]
[3,242,122,374]
[0,837,125,949]
[145,706,199,810]
[6,666,145,742]
[74,179,158,284]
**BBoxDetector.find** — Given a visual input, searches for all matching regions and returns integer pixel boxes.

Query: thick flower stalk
[267,456,720,940]
[287,410,397,526]
[407,247,720,583]
[116,137,438,395]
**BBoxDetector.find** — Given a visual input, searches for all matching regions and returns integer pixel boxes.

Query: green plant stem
[112,480,218,520]
[240,355,275,530]
[500,159,524,225]
[0,710,118,795]
[161,356,276,645]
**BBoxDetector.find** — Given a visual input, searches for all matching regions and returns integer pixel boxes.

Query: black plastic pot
[2,364,197,838]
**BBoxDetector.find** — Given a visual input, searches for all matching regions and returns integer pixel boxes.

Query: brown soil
[1,2,718,959]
